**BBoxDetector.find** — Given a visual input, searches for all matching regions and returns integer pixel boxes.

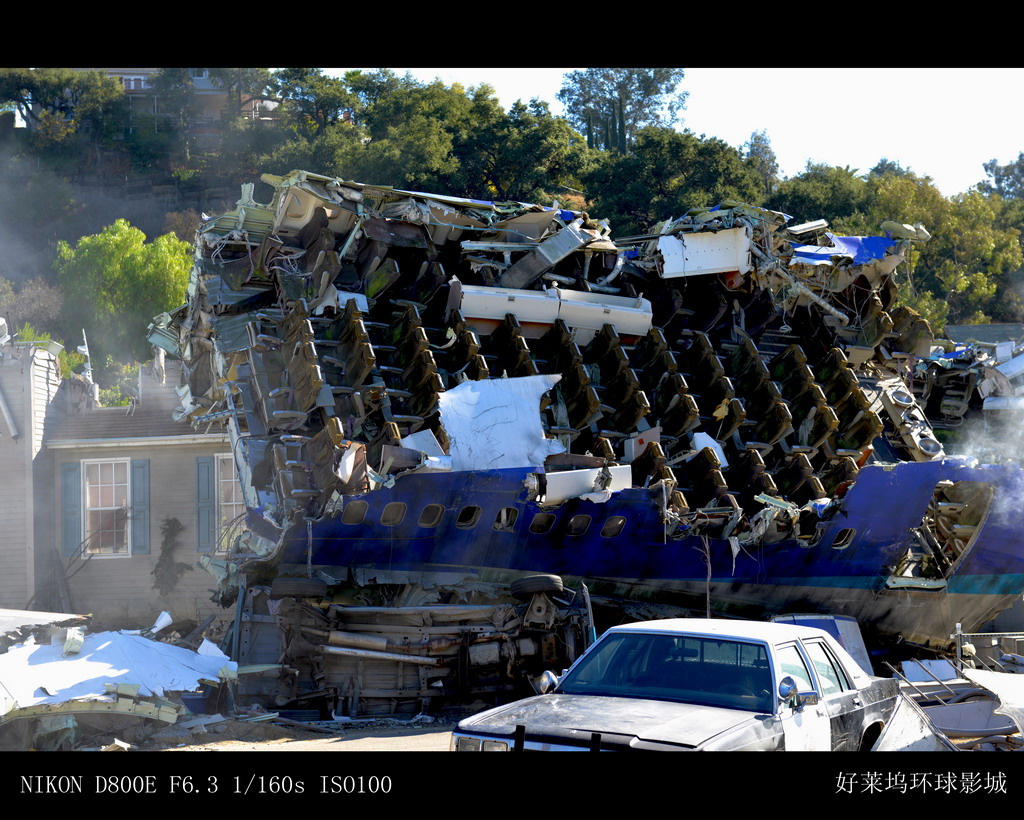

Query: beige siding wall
[55,442,235,630]
[30,350,61,608]
[0,356,33,607]
[0,347,61,608]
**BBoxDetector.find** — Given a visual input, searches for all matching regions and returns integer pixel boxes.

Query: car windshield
[557,632,773,713]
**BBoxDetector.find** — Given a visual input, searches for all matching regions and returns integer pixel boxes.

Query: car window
[803,640,851,693]
[802,641,843,695]
[775,643,814,691]
[558,632,773,713]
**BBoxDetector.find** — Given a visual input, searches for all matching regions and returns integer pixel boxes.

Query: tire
[510,574,563,599]
[269,576,328,599]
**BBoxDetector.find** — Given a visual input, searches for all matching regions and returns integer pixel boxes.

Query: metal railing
[951,622,1024,673]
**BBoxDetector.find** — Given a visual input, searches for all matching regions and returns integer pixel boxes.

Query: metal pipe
[777,269,850,326]
[329,604,509,615]
[319,644,439,665]
[303,628,389,652]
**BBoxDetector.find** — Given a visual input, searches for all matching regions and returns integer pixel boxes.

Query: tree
[585,127,761,235]
[208,68,273,118]
[768,163,871,232]
[744,130,779,200]
[14,321,86,379]
[0,68,126,161]
[54,220,191,366]
[152,69,203,163]
[0,68,123,132]
[862,173,1023,329]
[981,153,1024,199]
[456,99,591,202]
[0,276,64,335]
[272,68,358,138]
[869,157,913,179]
[557,69,687,153]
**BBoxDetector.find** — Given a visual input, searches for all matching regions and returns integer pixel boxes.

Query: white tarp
[0,631,236,715]
[437,375,564,472]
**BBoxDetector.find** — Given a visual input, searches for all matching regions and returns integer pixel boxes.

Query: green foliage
[766,162,1024,330]
[585,127,762,235]
[744,130,779,199]
[981,153,1024,199]
[54,219,191,366]
[208,68,273,118]
[769,163,872,231]
[96,356,139,406]
[14,321,86,378]
[272,68,358,138]
[869,158,913,179]
[0,68,126,163]
[260,120,364,179]
[152,69,202,163]
[455,99,591,202]
[260,76,591,203]
[558,69,687,153]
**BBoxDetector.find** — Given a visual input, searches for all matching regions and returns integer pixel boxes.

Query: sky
[330,68,1024,198]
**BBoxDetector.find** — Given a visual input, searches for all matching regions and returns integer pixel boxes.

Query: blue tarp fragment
[791,233,897,266]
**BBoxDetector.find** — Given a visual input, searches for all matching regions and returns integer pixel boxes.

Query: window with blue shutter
[65,458,150,556]
[61,462,82,557]
[196,456,215,552]
[131,460,150,554]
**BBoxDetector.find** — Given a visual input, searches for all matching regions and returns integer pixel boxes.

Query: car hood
[459,694,766,749]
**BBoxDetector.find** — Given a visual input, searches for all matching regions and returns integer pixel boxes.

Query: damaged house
[0,339,241,633]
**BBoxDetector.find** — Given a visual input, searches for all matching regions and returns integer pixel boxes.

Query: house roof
[48,361,226,446]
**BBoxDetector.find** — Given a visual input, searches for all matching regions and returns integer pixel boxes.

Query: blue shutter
[61,462,82,557]
[131,459,150,555]
[196,456,215,553]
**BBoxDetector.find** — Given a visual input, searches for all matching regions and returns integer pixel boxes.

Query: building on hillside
[67,68,272,148]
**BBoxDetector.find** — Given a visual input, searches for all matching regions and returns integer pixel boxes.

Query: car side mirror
[778,676,819,711]
[537,670,559,694]
[778,676,799,709]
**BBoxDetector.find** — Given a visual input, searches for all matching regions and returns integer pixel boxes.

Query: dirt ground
[131,715,456,752]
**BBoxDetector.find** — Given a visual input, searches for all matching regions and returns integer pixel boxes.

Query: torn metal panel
[497,218,590,289]
[657,227,752,279]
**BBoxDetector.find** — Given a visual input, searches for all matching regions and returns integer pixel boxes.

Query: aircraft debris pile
[150,170,1024,716]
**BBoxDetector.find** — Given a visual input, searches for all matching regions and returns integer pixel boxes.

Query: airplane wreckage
[150,169,1024,716]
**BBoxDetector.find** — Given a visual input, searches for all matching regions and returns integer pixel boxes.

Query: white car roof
[605,618,834,644]
[602,618,873,687]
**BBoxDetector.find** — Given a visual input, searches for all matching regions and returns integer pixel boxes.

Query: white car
[452,618,898,751]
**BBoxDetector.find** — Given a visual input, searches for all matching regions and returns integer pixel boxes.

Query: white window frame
[81,457,132,557]
[216,453,246,552]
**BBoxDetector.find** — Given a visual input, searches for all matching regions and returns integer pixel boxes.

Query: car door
[800,638,867,751]
[773,641,831,750]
